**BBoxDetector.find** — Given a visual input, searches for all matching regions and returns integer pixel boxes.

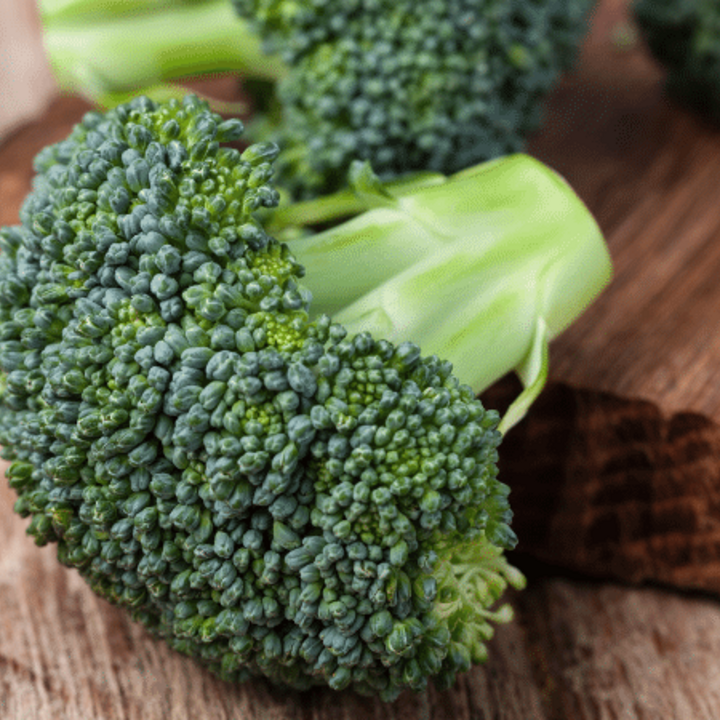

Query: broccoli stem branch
[41,0,288,106]
[433,534,526,663]
[267,171,448,233]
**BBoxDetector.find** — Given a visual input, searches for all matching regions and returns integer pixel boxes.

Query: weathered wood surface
[499,0,720,595]
[535,0,720,418]
[3,0,720,717]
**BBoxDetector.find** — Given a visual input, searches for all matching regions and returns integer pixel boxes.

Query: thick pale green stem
[41,0,287,106]
[39,0,198,22]
[497,317,549,434]
[286,155,612,431]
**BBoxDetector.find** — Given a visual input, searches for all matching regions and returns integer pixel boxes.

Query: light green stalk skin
[39,0,214,21]
[40,0,287,107]
[284,156,612,432]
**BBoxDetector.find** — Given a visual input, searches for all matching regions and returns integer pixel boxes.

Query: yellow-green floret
[0,95,522,701]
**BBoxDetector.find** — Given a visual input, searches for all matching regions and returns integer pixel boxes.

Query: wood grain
[3,0,720,717]
[489,0,720,595]
[533,0,720,421]
[487,379,720,595]
[517,579,720,720]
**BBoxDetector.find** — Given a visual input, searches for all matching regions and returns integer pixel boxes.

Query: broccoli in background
[233,0,596,196]
[0,96,610,699]
[633,0,720,122]
[38,0,288,109]
[39,0,595,197]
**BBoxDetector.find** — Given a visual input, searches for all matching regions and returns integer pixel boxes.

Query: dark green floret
[233,0,595,196]
[0,95,521,700]
[633,0,720,122]
[39,0,594,198]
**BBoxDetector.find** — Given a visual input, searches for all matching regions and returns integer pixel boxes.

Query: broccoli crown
[0,96,520,700]
[634,0,720,122]
[233,0,593,196]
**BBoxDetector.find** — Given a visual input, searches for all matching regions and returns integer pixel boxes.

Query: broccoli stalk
[275,156,611,433]
[0,95,608,700]
[39,0,287,108]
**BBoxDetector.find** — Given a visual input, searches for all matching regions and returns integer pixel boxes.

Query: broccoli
[232,0,596,196]
[633,0,720,122]
[39,0,595,197]
[0,96,610,699]
[38,0,287,109]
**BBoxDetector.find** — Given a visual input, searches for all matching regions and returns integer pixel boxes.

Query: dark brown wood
[533,0,720,420]
[492,0,720,596]
[4,0,720,717]
[487,380,720,594]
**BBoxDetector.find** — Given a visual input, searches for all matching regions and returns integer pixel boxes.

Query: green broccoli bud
[0,95,606,700]
[633,0,720,123]
[234,0,596,196]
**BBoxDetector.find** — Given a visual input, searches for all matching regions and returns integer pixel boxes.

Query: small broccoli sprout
[0,95,527,700]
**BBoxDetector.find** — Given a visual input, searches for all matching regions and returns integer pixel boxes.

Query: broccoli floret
[0,96,525,700]
[39,0,594,198]
[233,0,595,196]
[633,0,720,122]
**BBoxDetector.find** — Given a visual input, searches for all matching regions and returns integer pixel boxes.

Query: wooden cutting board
[495,0,720,596]
[3,0,720,718]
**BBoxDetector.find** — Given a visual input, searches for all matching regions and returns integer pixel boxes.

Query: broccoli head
[0,96,522,700]
[233,0,595,196]
[38,0,594,198]
[633,0,720,122]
